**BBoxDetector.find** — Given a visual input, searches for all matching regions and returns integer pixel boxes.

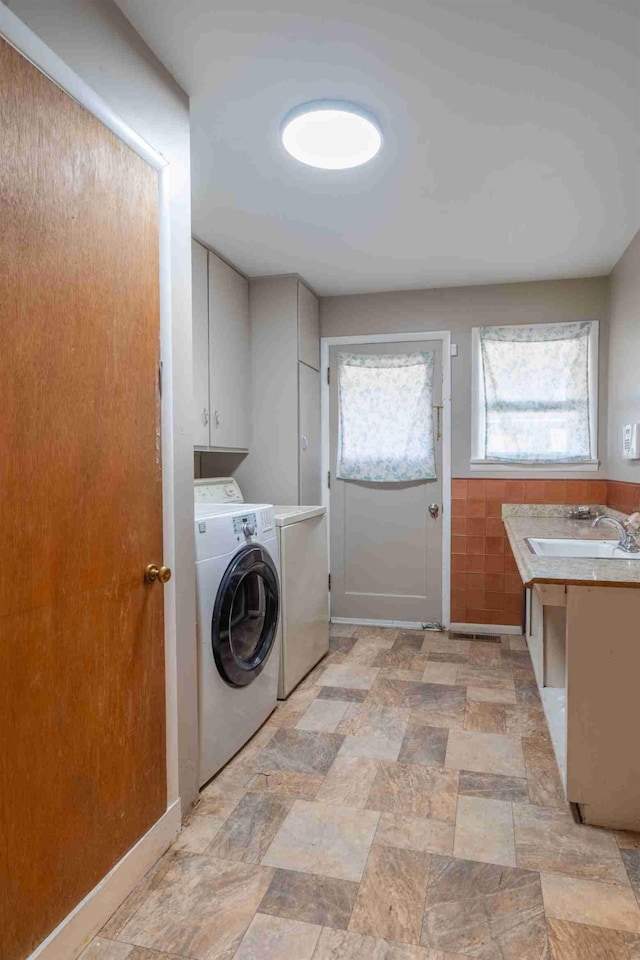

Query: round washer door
[211,544,279,687]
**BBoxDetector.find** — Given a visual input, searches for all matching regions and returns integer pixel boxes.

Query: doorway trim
[0,5,181,958]
[321,330,452,629]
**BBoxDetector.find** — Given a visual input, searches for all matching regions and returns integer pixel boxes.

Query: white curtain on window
[480,321,592,463]
[337,351,436,482]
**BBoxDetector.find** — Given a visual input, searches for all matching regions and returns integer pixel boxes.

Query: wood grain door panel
[0,38,165,960]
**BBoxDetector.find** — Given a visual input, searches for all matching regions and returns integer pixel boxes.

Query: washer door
[212,544,279,687]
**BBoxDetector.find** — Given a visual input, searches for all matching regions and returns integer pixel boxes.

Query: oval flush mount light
[281,100,382,170]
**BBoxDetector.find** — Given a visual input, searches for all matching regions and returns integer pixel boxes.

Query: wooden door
[329,341,443,625]
[299,361,321,504]
[0,38,166,960]
[208,251,250,450]
[192,239,211,447]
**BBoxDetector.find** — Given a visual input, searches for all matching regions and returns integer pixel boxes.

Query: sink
[527,538,640,560]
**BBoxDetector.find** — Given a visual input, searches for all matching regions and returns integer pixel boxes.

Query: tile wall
[606,479,640,513]
[451,479,608,627]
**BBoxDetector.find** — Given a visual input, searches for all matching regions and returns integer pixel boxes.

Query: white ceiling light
[281,100,382,170]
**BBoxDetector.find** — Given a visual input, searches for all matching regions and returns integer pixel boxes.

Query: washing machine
[195,492,280,787]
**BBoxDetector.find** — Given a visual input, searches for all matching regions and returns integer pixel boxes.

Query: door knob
[428,503,439,519]
[144,564,172,584]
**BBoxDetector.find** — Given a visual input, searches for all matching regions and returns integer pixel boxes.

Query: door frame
[321,331,452,630]
[0,5,181,957]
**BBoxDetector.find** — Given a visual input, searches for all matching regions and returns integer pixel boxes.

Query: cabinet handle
[202,408,209,425]
[301,434,308,452]
[214,410,220,427]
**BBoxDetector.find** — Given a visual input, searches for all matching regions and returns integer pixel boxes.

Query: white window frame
[470,320,600,472]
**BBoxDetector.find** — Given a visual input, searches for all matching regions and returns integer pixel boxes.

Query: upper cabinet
[192,239,210,447]
[208,252,250,451]
[298,281,320,370]
[233,275,321,505]
[191,239,250,451]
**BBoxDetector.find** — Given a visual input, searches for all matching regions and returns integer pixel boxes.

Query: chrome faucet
[592,515,640,553]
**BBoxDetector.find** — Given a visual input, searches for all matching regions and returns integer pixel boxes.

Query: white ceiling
[116,0,640,295]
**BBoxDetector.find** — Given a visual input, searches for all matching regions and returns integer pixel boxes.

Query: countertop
[274,505,326,527]
[503,507,640,589]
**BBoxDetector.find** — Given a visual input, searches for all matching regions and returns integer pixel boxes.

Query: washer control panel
[233,513,257,540]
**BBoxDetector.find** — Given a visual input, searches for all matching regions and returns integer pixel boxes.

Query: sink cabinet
[526,582,640,830]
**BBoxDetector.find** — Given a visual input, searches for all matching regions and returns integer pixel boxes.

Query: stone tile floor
[83,625,640,960]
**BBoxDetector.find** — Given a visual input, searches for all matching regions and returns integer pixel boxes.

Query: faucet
[592,515,640,553]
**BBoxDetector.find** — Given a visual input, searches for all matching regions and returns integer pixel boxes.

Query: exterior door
[0,38,166,960]
[329,340,443,625]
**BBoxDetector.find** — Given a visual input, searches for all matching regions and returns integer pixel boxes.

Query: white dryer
[195,492,280,787]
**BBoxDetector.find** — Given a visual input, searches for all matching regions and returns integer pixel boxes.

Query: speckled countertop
[503,506,640,588]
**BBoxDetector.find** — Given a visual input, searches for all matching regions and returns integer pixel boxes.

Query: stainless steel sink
[526,538,640,560]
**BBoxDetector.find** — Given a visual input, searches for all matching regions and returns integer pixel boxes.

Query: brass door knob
[145,564,172,584]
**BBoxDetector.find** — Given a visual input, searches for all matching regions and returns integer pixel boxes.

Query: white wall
[321,276,610,479]
[5,0,199,811]
[607,229,640,483]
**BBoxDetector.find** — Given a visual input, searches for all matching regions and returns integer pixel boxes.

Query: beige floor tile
[313,927,432,959]
[255,728,343,776]
[375,813,454,856]
[80,940,133,960]
[423,855,548,958]
[466,685,517,704]
[626,933,640,958]
[296,699,351,732]
[458,770,529,803]
[508,636,528,651]
[195,793,242,820]
[398,724,448,768]
[468,643,503,667]
[338,735,403,761]
[541,873,640,933]
[616,832,640,851]
[262,799,380,882]
[456,664,515,691]
[330,623,358,638]
[546,917,630,960]
[367,762,459,822]
[349,844,430,944]
[117,854,274,960]
[233,913,321,960]
[453,795,516,867]
[463,700,506,734]
[504,704,548,738]
[513,804,629,885]
[423,662,458,685]
[206,792,292,864]
[421,636,471,656]
[172,815,224,854]
[259,868,359,929]
[445,729,526,778]
[315,756,379,808]
[100,850,190,940]
[355,626,399,643]
[319,665,380,690]
[247,770,325,800]
[338,706,411,740]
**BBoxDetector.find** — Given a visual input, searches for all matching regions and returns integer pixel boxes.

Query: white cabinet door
[298,281,320,371]
[298,361,321,505]
[192,239,210,447]
[208,251,250,450]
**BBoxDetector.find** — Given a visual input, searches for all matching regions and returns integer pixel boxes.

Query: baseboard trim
[331,617,439,631]
[450,622,520,635]
[29,799,181,960]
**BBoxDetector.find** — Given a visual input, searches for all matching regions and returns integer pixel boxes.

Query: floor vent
[449,631,502,643]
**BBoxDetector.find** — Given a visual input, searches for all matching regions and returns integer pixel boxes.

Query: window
[336,351,437,482]
[471,321,599,469]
